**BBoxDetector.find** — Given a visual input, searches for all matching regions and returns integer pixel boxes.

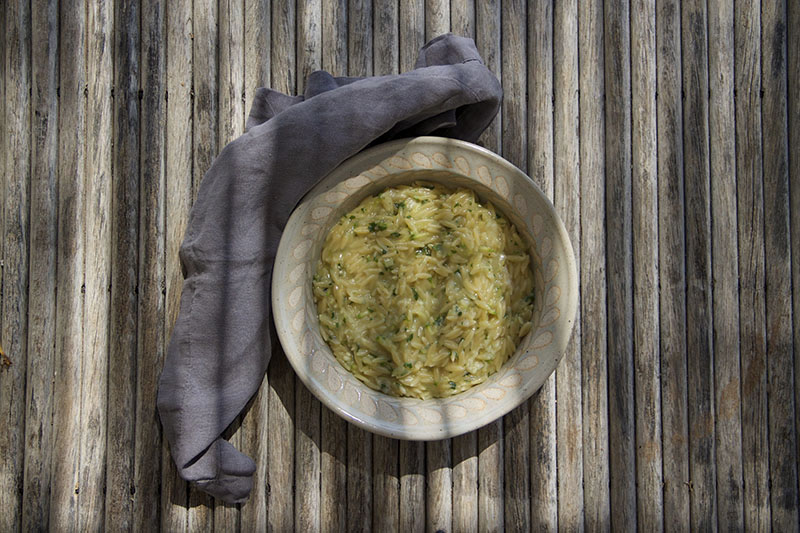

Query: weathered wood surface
[4,1,799,531]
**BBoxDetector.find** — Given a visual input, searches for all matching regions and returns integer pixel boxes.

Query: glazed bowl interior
[272,137,578,440]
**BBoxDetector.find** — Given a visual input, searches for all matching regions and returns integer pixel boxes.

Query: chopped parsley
[368,221,387,232]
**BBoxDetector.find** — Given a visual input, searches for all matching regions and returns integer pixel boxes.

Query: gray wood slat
[136,0,167,529]
[656,1,691,530]
[578,0,609,529]
[527,4,556,528]
[267,0,296,530]
[707,0,744,528]
[50,1,86,529]
[631,0,663,530]
[241,2,271,528]
[0,1,31,530]
[295,2,323,530]
[320,3,348,532]
[187,0,218,523]
[553,0,583,529]
[79,0,114,527]
[789,0,800,508]
[162,0,193,529]
[22,0,58,530]
[735,1,770,529]
[105,0,139,529]
[604,0,636,528]
[681,1,717,528]
[761,1,799,528]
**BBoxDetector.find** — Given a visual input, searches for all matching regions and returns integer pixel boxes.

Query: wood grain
[527,0,556,528]
[188,0,218,522]
[373,436,400,531]
[240,1,271,528]
[577,0,609,529]
[681,1,717,528]
[162,0,193,527]
[656,1,690,529]
[631,0,663,530]
[707,0,744,529]
[475,0,500,151]
[105,0,139,529]
[789,0,800,506]
[2,2,799,531]
[79,0,114,527]
[0,1,31,530]
[267,1,296,530]
[136,0,166,529]
[553,0,584,529]
[761,1,799,528]
[216,1,246,529]
[604,0,636,528]
[735,1,770,529]
[50,1,86,529]
[425,0,449,40]
[400,441,426,532]
[319,4,348,532]
[22,0,57,530]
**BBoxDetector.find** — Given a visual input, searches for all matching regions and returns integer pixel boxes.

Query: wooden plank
[347,424,373,532]
[50,0,86,529]
[21,0,57,530]
[348,0,372,77]
[656,1,690,529]
[297,0,322,90]
[475,3,506,530]
[241,0,271,527]
[452,431,478,533]
[425,0,450,40]
[735,1,769,529]
[321,408,347,533]
[399,0,424,73]
[319,4,347,532]
[450,0,474,39]
[186,0,218,522]
[295,6,322,526]
[427,439,452,532]
[215,1,245,529]
[322,0,347,75]
[604,0,635,528]
[474,0,500,150]
[501,0,530,530]
[707,1,744,529]
[527,3,556,527]
[373,0,399,75]
[162,0,194,529]
[577,0,609,529]
[136,0,166,529]
[399,441,426,532]
[761,1,799,528]
[373,436,400,531]
[0,1,31,529]
[105,0,139,529]
[789,0,800,504]
[78,0,114,527]
[631,0,663,530]
[553,0,584,530]
[344,12,373,533]
[267,1,296,530]
[681,1,717,528]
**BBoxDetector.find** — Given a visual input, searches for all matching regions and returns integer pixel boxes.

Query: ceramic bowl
[272,136,578,440]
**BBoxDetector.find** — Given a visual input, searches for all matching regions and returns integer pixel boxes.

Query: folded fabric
[157,33,503,504]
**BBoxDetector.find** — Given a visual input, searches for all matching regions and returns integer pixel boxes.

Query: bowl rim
[272,136,579,440]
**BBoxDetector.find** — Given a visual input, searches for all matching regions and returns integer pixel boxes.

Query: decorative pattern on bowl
[273,137,578,440]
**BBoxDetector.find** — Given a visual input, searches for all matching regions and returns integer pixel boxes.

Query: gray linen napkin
[157,33,503,503]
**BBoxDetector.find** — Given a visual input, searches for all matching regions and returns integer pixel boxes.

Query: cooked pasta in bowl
[273,137,577,440]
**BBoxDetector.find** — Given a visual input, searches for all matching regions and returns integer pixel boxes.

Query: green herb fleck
[368,221,387,232]
[449,381,457,390]
[412,288,419,300]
